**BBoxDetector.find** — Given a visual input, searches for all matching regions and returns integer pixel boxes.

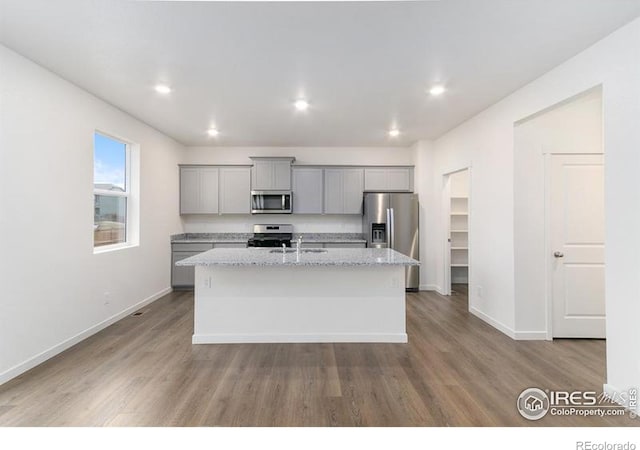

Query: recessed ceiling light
[207,128,219,137]
[294,99,309,111]
[389,128,400,138]
[429,85,446,96]
[154,84,172,94]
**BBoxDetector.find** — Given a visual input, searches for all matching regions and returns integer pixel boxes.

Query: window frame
[93,131,135,253]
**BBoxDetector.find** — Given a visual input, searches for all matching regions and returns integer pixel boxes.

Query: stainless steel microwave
[251,191,292,214]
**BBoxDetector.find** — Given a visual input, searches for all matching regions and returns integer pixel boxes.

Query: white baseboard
[0,287,172,386]
[192,332,408,344]
[419,284,447,295]
[469,306,516,339]
[469,307,549,341]
[603,383,639,414]
[513,331,548,340]
[419,284,438,291]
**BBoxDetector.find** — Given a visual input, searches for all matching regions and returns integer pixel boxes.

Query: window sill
[93,242,139,255]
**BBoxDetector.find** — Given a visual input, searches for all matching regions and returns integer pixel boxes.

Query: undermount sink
[268,248,328,254]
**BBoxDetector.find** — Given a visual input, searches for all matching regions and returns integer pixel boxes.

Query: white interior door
[550,154,605,338]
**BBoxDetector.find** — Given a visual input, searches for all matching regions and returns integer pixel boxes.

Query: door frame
[543,152,604,340]
[442,166,472,297]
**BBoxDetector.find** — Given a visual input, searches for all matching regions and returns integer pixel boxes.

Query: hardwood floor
[0,285,636,426]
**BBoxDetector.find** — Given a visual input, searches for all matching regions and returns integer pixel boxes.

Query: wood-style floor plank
[0,286,636,427]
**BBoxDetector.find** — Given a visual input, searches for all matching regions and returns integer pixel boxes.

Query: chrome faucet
[282,242,286,254]
[296,235,302,251]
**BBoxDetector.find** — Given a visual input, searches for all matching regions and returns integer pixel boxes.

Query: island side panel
[192,265,407,343]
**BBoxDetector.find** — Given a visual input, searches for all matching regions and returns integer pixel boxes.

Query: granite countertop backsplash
[171,232,366,244]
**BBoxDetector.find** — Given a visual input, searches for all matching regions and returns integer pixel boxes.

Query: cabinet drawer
[213,242,247,248]
[172,243,213,252]
[324,242,366,248]
[301,243,324,249]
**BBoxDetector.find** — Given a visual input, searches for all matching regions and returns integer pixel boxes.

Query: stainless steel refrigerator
[363,193,419,290]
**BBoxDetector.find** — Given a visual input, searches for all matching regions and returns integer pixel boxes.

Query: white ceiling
[2,1,640,147]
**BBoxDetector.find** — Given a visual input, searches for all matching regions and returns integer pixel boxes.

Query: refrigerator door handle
[389,207,395,249]
[386,208,391,247]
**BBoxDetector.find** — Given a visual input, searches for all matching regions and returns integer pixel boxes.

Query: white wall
[449,169,469,198]
[182,146,414,166]
[514,88,603,337]
[412,141,437,290]
[180,146,414,233]
[0,45,184,384]
[419,18,640,407]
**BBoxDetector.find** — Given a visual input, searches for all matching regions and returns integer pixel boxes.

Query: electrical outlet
[391,277,400,288]
[476,286,483,298]
[103,291,111,306]
[203,277,211,288]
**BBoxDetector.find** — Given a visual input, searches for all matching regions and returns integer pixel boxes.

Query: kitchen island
[176,247,419,344]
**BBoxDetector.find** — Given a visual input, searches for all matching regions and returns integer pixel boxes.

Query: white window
[93,131,137,251]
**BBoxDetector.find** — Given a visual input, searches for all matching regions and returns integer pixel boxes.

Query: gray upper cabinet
[324,168,364,214]
[323,169,343,214]
[250,157,294,190]
[364,167,413,192]
[180,166,219,214]
[219,167,251,214]
[292,168,323,214]
[273,160,292,190]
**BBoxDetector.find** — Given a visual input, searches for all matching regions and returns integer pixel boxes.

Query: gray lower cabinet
[300,243,325,249]
[172,251,201,288]
[171,242,246,289]
[301,242,366,249]
[324,242,366,248]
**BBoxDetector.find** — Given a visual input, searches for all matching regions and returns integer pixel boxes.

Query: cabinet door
[324,243,366,248]
[343,169,364,214]
[180,168,200,214]
[292,168,323,214]
[199,168,219,214]
[386,168,411,191]
[301,243,324,249]
[323,169,344,214]
[273,160,292,190]
[251,160,274,190]
[213,243,247,248]
[220,167,251,214]
[364,168,387,191]
[172,251,200,287]
[364,168,412,192]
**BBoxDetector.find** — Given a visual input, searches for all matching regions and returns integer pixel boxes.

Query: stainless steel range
[246,224,293,248]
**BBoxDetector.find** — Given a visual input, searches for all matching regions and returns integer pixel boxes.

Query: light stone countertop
[176,247,419,267]
[171,233,251,244]
[299,233,366,243]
